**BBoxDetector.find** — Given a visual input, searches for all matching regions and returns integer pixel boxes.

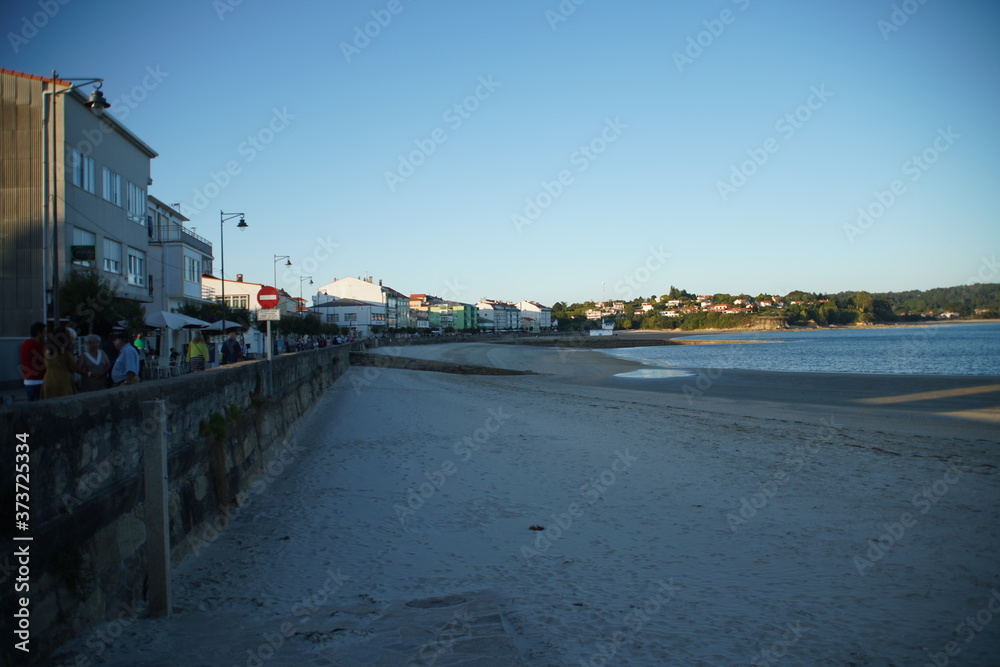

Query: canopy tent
[143,311,211,330]
[202,319,246,332]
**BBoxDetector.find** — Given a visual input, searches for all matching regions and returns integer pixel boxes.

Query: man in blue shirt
[111,334,141,385]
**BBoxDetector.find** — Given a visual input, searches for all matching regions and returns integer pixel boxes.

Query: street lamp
[299,276,313,313]
[219,211,248,329]
[273,255,291,295]
[43,72,110,327]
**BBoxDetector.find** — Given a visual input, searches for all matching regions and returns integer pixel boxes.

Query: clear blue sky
[5,0,999,306]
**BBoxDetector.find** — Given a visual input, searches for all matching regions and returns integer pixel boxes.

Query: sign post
[257,287,281,395]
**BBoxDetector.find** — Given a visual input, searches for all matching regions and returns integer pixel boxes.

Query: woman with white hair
[77,334,111,392]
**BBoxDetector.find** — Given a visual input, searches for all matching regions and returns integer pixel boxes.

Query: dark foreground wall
[0,344,352,665]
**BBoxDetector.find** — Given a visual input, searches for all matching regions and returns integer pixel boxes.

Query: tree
[853,291,874,313]
[60,268,145,335]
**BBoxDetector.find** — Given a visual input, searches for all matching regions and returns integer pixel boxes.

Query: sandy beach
[49,341,1000,665]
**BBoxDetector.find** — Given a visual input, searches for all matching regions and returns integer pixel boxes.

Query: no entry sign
[257,286,280,309]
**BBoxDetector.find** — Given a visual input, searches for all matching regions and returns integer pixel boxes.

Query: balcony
[150,222,213,256]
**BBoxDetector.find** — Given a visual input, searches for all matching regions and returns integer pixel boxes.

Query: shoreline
[370,342,1000,438]
[508,319,1000,349]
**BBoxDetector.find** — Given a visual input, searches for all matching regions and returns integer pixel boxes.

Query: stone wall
[0,344,352,665]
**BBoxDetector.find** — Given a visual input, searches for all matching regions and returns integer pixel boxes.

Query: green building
[428,301,477,331]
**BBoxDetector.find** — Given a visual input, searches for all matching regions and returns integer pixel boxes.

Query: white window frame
[127,248,146,287]
[126,181,145,224]
[103,239,122,274]
[223,294,249,309]
[72,228,96,268]
[103,167,121,206]
[72,150,96,193]
[184,256,200,283]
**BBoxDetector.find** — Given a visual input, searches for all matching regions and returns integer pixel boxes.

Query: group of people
[17,324,246,402]
[19,323,142,400]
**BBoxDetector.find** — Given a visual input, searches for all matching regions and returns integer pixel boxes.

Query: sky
[4,0,999,306]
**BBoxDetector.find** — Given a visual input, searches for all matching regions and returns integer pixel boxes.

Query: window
[126,182,145,224]
[127,248,146,286]
[223,294,249,309]
[345,313,357,322]
[72,228,96,268]
[71,150,96,193]
[103,239,121,274]
[184,256,200,283]
[327,313,339,323]
[103,168,121,206]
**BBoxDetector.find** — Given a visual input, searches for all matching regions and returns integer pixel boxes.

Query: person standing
[19,322,46,401]
[220,331,242,365]
[77,334,111,392]
[133,333,148,380]
[41,327,78,399]
[187,332,209,371]
[110,334,141,385]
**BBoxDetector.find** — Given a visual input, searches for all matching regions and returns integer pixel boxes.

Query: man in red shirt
[20,322,46,402]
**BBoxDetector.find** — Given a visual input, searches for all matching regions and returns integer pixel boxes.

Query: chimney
[379,279,383,286]
[236,274,243,282]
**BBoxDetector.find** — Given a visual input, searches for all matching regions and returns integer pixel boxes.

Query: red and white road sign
[257,285,280,309]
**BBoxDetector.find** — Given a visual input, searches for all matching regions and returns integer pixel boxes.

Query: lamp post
[219,211,247,331]
[273,255,291,289]
[43,72,110,327]
[299,276,313,313]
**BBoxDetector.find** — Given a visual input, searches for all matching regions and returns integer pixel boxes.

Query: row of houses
[197,274,554,337]
[0,67,553,387]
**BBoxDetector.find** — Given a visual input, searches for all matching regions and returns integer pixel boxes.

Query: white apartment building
[476,299,520,331]
[315,276,410,329]
[310,296,384,335]
[516,300,553,332]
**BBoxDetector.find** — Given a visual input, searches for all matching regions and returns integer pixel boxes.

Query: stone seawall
[0,345,352,665]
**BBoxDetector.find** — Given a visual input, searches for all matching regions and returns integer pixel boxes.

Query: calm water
[602,323,1000,376]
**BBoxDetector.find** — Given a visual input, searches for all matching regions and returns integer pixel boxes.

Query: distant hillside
[839,283,1000,317]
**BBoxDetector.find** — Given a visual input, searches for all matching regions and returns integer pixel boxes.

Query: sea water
[602,322,1000,376]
